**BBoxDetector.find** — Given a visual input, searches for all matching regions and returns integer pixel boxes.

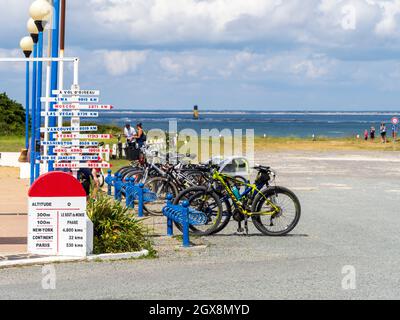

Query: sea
[97,110,400,138]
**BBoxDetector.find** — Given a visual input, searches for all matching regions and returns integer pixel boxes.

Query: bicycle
[173,165,301,236]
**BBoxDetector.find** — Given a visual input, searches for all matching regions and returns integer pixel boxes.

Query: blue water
[96,110,400,138]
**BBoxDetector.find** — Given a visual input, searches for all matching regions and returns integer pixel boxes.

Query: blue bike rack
[105,172,157,218]
[162,194,208,247]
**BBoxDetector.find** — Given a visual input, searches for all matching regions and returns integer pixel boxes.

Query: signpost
[28,171,93,256]
[54,104,113,110]
[41,96,99,103]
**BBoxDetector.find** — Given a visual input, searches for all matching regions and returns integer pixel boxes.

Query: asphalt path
[1,151,399,299]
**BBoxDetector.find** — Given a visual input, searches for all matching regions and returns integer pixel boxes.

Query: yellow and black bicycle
[173,165,301,236]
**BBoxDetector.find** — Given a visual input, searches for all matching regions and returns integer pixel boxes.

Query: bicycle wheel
[251,186,301,236]
[143,177,178,216]
[173,186,223,236]
[124,169,145,183]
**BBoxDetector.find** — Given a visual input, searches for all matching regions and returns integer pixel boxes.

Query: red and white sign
[28,172,92,257]
[54,104,113,110]
[55,147,111,154]
[392,117,399,125]
[54,133,112,139]
[54,162,112,169]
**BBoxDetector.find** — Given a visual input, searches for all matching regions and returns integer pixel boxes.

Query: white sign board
[40,126,98,133]
[41,97,99,103]
[41,111,99,117]
[52,89,100,96]
[54,133,112,139]
[28,172,92,257]
[28,197,87,256]
[54,162,111,169]
[41,141,99,146]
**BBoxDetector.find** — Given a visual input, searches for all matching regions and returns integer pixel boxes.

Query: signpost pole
[49,0,61,172]
[25,60,30,149]
[30,41,38,185]
[35,27,44,180]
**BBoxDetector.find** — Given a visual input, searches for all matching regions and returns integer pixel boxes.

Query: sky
[1,0,400,110]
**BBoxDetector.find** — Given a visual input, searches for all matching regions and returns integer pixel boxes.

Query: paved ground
[0,150,400,299]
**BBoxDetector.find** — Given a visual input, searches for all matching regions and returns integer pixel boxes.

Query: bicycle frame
[212,170,280,216]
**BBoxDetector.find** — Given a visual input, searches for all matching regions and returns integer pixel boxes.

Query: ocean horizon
[96,110,400,138]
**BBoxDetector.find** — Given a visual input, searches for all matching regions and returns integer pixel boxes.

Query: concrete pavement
[0,150,399,299]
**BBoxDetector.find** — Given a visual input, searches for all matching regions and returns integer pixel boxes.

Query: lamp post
[29,0,52,180]
[19,36,33,151]
[27,18,39,185]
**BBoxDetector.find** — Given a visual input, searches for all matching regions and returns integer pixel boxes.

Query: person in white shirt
[124,122,136,144]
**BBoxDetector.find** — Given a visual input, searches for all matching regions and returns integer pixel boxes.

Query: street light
[30,0,52,180]
[27,18,39,185]
[20,36,33,156]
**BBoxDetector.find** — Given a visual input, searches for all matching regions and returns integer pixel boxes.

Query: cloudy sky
[1,0,400,110]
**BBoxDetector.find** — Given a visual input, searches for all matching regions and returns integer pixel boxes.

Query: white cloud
[103,50,148,76]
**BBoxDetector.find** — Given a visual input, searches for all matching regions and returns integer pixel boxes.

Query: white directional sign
[52,89,100,96]
[41,141,98,146]
[54,104,113,110]
[54,147,110,154]
[40,126,97,133]
[54,133,112,139]
[54,162,112,169]
[41,111,99,117]
[41,97,99,103]
[39,155,100,161]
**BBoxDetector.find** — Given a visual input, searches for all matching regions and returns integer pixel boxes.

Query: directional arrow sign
[54,162,112,169]
[52,89,100,96]
[54,148,111,154]
[54,104,113,110]
[41,97,99,103]
[54,133,112,139]
[41,111,99,117]
[40,126,97,133]
[39,155,99,161]
[41,141,98,146]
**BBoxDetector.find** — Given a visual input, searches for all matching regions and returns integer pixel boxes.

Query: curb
[87,250,149,261]
[0,250,150,268]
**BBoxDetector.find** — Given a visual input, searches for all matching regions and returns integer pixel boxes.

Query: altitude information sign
[28,172,89,257]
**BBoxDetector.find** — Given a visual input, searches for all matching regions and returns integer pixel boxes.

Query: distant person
[380,122,387,143]
[392,124,398,141]
[364,129,368,141]
[370,127,375,141]
[123,122,136,145]
[132,122,147,148]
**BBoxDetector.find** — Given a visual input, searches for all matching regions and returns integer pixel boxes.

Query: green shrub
[87,194,155,255]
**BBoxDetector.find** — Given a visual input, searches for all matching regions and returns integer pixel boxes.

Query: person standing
[370,127,375,141]
[364,129,368,141]
[124,122,136,144]
[392,124,398,141]
[380,122,387,143]
[133,122,146,148]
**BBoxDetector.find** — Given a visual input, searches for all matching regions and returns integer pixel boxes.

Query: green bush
[0,92,28,135]
[87,194,155,255]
